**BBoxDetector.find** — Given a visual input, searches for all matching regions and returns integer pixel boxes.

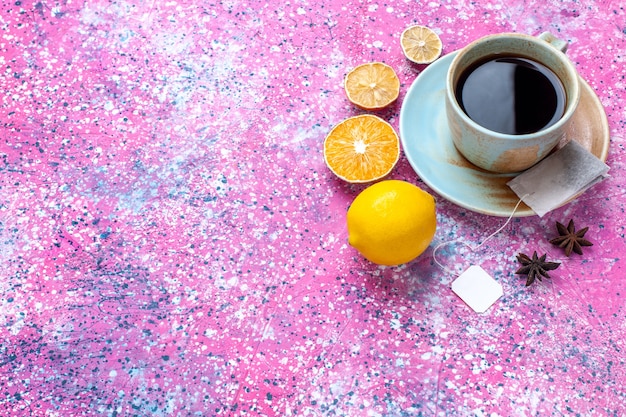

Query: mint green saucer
[399,51,609,217]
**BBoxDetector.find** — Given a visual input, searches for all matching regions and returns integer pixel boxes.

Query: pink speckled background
[1,1,626,416]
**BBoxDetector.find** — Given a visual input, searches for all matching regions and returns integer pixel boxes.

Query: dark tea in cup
[445,32,580,173]
[455,55,566,135]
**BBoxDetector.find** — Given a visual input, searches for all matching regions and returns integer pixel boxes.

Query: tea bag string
[432,195,529,276]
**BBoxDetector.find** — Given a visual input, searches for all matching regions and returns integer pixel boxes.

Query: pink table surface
[1,1,626,416]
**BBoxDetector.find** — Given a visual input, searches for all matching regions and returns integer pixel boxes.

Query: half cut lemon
[344,62,400,110]
[323,114,400,183]
[400,25,442,64]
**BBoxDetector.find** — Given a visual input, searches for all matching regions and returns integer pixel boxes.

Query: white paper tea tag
[507,140,610,217]
[451,265,504,313]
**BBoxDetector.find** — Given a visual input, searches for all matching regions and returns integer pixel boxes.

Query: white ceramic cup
[445,32,580,173]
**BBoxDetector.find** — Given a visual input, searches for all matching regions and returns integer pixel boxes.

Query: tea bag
[507,140,610,217]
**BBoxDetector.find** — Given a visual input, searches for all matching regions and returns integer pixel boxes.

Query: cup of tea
[445,32,580,173]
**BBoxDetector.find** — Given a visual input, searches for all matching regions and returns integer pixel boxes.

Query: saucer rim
[399,50,610,217]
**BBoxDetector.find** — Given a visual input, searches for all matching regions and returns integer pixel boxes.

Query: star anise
[515,251,560,286]
[549,219,593,256]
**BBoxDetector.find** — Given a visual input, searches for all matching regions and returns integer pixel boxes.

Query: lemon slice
[323,114,400,183]
[344,62,400,110]
[400,25,442,64]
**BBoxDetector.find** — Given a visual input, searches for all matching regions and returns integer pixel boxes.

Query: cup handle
[538,31,568,53]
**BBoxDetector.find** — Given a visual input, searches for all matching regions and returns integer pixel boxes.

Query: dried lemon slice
[323,115,400,183]
[400,25,442,64]
[344,62,400,110]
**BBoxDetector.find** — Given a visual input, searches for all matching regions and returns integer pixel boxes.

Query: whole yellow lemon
[347,180,437,266]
